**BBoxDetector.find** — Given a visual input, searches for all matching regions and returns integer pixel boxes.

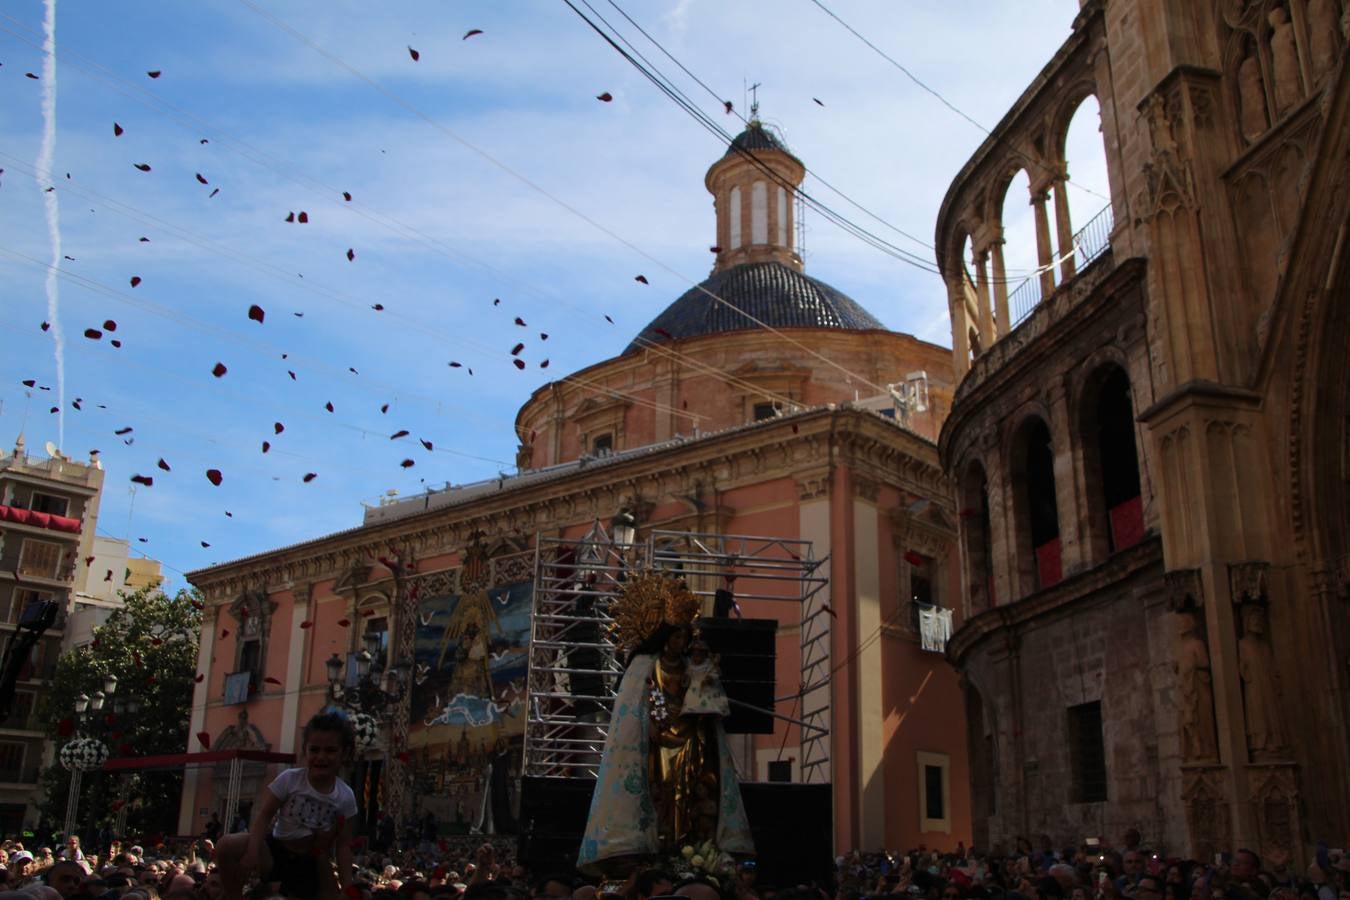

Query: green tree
[37,584,202,844]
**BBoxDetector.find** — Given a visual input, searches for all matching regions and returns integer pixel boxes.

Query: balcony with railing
[1007,203,1115,327]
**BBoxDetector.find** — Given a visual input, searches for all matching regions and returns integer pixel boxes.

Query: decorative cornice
[188,407,948,597]
[947,536,1163,666]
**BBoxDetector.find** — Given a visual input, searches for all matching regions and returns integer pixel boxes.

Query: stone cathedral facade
[938,0,1349,859]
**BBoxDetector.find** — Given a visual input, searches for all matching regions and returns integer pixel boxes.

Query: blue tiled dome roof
[624,262,885,353]
[724,122,792,158]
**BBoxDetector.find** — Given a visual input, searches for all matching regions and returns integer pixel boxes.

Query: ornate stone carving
[853,475,880,503]
[1141,93,1197,216]
[1228,560,1270,605]
[1175,609,1220,763]
[1182,766,1232,861]
[1307,0,1342,81]
[797,471,830,501]
[1238,603,1288,759]
[1248,763,1301,853]
[1165,567,1204,611]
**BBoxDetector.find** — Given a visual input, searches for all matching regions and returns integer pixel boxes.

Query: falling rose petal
[380,404,389,414]
[212,362,228,377]
[540,332,549,340]
[371,303,384,311]
[133,163,151,172]
[41,321,51,332]
[493,298,501,306]
[194,673,204,683]
[261,441,270,453]
[513,359,526,370]
[420,438,433,451]
[190,599,204,610]
[274,422,285,434]
[111,340,123,348]
[209,188,220,198]
[225,510,233,517]
[195,173,208,185]
[463,28,483,39]
[300,620,313,629]
[84,328,103,340]
[147,70,162,79]
[449,361,462,368]
[200,541,210,548]
[205,469,223,486]
[285,212,295,223]
[510,343,524,356]
[219,629,229,638]
[635,274,649,284]
[264,676,281,685]
[337,618,350,627]
[710,245,722,253]
[130,474,154,487]
[196,731,210,749]
[342,191,352,201]
[113,122,124,136]
[408,46,420,61]
[400,458,415,469]
[26,73,39,80]
[390,429,409,440]
[248,304,265,323]
[514,317,526,326]
[813,97,825,106]
[324,401,334,412]
[130,276,142,287]
[157,458,171,471]
[139,236,150,242]
[103,319,117,331]
[201,138,209,144]
[596,92,613,102]
[346,248,355,262]
[604,315,614,324]
[288,370,297,380]
[115,427,133,435]
[104,570,113,581]
[540,359,550,368]
[297,211,309,223]
[724,100,734,114]
[85,555,95,565]
[303,472,317,482]
[348,367,358,374]
[22,379,35,387]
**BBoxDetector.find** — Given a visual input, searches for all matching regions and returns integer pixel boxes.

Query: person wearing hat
[9,850,36,887]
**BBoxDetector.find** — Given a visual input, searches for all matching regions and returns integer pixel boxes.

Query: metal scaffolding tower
[523,526,831,782]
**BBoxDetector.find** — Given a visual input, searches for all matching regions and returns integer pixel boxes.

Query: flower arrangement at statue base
[350,712,379,753]
[670,840,738,887]
[59,737,110,771]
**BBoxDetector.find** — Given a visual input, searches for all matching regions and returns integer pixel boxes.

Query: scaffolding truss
[523,526,831,782]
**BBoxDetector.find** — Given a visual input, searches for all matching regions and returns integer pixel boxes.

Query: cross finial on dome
[748,81,761,122]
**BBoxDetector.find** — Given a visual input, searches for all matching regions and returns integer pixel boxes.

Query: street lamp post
[63,675,118,840]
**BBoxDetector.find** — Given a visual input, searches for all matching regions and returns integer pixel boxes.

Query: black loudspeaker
[698,618,776,734]
[739,782,833,889]
[518,776,594,874]
[517,777,834,890]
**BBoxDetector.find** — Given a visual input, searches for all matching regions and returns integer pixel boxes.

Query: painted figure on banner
[578,571,754,876]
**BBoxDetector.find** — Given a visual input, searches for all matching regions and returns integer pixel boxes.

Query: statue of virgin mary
[577,572,754,876]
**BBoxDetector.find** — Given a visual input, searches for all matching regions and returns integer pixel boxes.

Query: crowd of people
[1,710,1343,900]
[0,824,1346,900]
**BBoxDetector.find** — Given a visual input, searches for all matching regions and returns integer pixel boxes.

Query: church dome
[625,260,886,353]
[724,121,799,161]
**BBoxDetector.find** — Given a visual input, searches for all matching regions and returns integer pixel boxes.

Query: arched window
[1080,365,1142,559]
[1010,417,1061,594]
[1060,94,1113,272]
[961,462,994,613]
[751,181,768,244]
[729,186,742,250]
[1001,168,1041,324]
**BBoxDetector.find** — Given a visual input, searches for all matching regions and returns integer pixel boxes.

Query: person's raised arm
[239,786,284,873]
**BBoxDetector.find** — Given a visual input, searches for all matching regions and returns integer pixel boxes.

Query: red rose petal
[248,304,265,323]
[205,469,223,486]
[212,362,227,377]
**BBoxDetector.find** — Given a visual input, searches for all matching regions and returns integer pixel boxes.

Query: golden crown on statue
[609,570,702,653]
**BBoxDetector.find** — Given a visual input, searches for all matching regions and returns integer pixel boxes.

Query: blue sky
[0,1,1110,589]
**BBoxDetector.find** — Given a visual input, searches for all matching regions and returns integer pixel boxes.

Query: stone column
[975,248,996,344]
[1052,170,1077,281]
[949,277,972,376]
[1031,183,1056,299]
[989,228,1011,336]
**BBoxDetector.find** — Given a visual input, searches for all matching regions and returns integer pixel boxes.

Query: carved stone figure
[1239,43,1269,141]
[1238,604,1287,759]
[1306,0,1341,81]
[1268,7,1303,116]
[1176,611,1219,762]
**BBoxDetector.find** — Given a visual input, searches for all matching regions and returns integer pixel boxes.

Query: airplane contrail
[37,0,66,449]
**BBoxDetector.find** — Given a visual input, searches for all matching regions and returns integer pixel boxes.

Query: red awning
[101,749,295,771]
